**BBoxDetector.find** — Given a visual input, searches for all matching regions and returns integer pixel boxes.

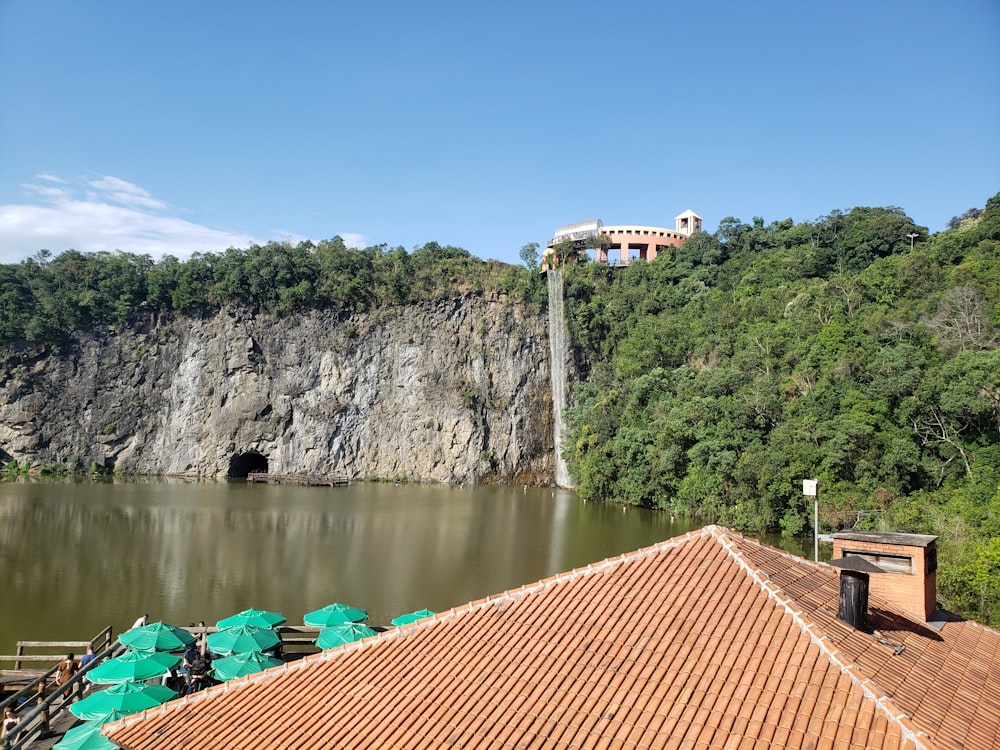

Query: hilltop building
[541,210,702,271]
[105,525,1000,749]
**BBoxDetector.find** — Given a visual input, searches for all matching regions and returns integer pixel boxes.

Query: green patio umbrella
[303,603,368,627]
[86,650,180,684]
[211,650,284,682]
[391,609,436,627]
[70,680,176,720]
[53,710,128,750]
[315,623,378,650]
[206,623,281,656]
[216,608,286,629]
[119,621,195,652]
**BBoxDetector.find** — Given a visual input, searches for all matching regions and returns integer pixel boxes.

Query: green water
[0,478,814,655]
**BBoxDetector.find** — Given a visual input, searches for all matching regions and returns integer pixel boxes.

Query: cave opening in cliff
[228,451,269,478]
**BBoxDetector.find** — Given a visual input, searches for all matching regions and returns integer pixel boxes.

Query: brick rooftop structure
[105,526,1000,749]
[833,531,939,623]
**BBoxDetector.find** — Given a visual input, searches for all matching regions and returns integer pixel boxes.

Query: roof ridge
[713,527,938,750]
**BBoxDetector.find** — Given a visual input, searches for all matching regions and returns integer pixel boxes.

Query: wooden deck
[0,624,333,747]
[7,706,82,750]
[246,473,348,486]
[0,619,392,748]
[0,627,115,749]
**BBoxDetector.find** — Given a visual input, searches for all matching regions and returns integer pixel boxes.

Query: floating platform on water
[246,473,349,486]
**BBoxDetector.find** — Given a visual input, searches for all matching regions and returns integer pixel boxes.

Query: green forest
[0,238,541,345]
[0,194,997,626]
[561,195,1000,626]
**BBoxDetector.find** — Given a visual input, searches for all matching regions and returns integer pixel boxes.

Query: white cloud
[86,176,167,210]
[339,232,370,249]
[21,182,73,201]
[0,174,258,263]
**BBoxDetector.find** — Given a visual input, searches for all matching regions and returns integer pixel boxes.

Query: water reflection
[0,479,815,654]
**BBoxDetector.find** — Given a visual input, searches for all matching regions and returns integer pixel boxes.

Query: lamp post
[906,232,918,249]
[803,479,818,561]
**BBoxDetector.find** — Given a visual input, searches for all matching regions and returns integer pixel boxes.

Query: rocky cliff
[0,293,557,483]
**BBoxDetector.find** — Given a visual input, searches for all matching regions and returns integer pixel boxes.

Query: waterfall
[546,270,573,487]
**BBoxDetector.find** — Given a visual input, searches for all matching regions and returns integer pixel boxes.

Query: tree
[947,208,982,230]
[553,239,576,266]
[674,231,725,270]
[925,286,998,353]
[813,206,925,274]
[519,242,539,270]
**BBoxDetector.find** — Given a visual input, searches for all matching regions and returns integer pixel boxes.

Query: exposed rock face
[0,294,556,483]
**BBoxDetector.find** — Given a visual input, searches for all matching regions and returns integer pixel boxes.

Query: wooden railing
[275,625,323,656]
[1,625,114,678]
[169,624,323,656]
[0,626,116,750]
[171,624,323,657]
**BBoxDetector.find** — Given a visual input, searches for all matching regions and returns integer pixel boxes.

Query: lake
[0,478,816,655]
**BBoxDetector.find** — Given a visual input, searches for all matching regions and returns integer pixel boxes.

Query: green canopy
[70,679,176,720]
[216,608,286,629]
[315,623,378,650]
[303,603,368,628]
[119,621,195,653]
[206,623,280,656]
[53,710,128,750]
[86,650,180,684]
[390,609,436,627]
[211,650,284,682]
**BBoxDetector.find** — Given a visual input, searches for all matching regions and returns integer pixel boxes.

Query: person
[1,708,19,740]
[179,641,200,692]
[131,613,149,630]
[56,653,78,685]
[161,662,184,692]
[55,653,79,702]
[76,646,97,696]
[183,642,200,667]
[188,650,211,694]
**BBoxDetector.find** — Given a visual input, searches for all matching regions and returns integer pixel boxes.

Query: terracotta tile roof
[105,526,1000,750]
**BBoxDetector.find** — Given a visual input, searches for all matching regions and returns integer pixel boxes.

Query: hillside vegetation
[0,239,543,346]
[562,195,1000,625]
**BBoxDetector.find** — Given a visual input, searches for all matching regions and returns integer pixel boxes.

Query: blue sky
[1,0,997,266]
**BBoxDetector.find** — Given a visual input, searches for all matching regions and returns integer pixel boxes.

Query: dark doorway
[228,451,269,478]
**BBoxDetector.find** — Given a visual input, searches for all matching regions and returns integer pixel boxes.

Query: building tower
[674,209,702,235]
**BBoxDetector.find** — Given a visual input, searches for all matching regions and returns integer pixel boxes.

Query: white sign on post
[803,479,819,561]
